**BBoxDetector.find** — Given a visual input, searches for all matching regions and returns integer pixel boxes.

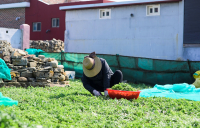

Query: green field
[0,79,200,128]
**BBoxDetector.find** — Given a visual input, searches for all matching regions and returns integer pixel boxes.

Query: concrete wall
[64,2,184,60]
[0,27,22,49]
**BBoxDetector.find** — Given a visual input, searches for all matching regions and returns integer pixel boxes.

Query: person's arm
[102,60,112,91]
[81,74,95,94]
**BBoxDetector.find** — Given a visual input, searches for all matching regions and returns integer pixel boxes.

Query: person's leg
[110,70,123,88]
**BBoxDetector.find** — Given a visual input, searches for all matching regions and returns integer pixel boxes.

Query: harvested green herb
[111,83,137,91]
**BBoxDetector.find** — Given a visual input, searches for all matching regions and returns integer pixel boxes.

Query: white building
[60,0,200,61]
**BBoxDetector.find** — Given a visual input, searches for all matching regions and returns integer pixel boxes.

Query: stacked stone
[0,40,69,88]
[30,38,64,52]
[0,40,14,63]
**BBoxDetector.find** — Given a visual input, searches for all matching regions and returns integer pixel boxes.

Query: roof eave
[59,0,182,11]
[0,2,30,9]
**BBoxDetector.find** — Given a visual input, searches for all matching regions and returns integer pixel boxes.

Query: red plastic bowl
[106,89,141,100]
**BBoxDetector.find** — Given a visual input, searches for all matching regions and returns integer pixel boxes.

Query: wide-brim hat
[83,56,102,77]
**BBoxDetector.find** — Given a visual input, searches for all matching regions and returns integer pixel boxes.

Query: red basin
[106,89,141,100]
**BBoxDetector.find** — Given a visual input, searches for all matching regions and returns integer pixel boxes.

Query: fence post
[61,51,64,65]
[20,24,30,50]
[116,54,121,71]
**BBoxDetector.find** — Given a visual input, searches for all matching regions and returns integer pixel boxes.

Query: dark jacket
[81,58,113,93]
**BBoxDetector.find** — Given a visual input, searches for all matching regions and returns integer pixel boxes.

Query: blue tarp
[0,92,18,106]
[0,58,17,106]
[25,48,44,57]
[140,83,200,101]
[0,58,11,80]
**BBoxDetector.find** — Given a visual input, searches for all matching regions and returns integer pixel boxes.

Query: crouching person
[81,52,123,96]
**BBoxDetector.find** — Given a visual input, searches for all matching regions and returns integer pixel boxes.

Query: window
[146,5,160,16]
[99,9,111,19]
[33,22,41,31]
[52,18,59,27]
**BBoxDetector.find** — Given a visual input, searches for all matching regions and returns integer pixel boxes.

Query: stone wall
[0,40,69,87]
[30,39,64,52]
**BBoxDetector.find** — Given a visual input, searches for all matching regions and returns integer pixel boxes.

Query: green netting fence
[37,52,200,85]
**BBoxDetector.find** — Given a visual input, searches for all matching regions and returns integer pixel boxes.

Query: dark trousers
[110,70,123,88]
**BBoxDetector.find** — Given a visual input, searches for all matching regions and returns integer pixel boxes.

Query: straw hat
[83,56,102,77]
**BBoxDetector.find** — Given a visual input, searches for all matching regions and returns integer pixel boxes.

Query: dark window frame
[52,18,60,28]
[33,22,41,32]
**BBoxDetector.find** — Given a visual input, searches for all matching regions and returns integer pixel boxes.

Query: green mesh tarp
[39,52,199,85]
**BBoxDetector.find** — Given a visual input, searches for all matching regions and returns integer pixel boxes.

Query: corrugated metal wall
[65,3,184,60]
[184,0,200,44]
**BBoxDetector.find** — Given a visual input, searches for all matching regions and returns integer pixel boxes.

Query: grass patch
[0,79,200,127]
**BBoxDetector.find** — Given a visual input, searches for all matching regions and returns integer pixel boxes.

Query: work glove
[93,90,101,96]
[104,90,109,97]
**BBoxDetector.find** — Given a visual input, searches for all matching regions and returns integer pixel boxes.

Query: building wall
[25,0,65,41]
[0,0,29,4]
[0,8,25,29]
[0,27,22,49]
[184,0,200,44]
[184,47,200,61]
[25,0,103,41]
[64,2,184,60]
